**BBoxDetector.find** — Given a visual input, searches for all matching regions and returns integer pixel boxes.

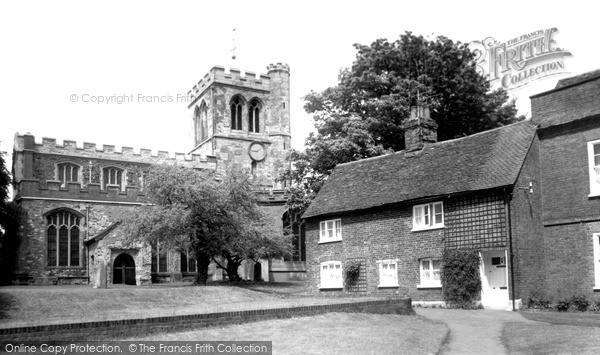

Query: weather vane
[231,28,237,61]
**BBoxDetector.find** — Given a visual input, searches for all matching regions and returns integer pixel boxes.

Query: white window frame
[377,259,399,288]
[594,233,600,290]
[412,202,444,231]
[319,219,342,243]
[587,140,600,197]
[418,258,442,288]
[319,261,343,289]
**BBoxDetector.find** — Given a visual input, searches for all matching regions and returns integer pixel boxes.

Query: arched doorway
[113,253,136,285]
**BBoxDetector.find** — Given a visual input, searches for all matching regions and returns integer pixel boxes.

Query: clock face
[248,142,266,161]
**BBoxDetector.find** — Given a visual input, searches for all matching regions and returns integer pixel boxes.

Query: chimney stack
[403,106,438,151]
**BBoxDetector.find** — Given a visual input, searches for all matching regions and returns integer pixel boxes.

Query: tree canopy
[121,165,290,284]
[282,32,524,215]
[0,151,22,285]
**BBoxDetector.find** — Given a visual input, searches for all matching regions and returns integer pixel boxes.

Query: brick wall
[0,298,413,342]
[531,75,600,127]
[306,191,509,302]
[509,135,545,300]
[538,123,600,224]
[542,222,600,301]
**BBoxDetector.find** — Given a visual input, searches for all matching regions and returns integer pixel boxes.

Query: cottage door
[113,253,136,285]
[480,250,509,309]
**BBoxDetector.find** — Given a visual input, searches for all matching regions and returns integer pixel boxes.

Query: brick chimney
[403,106,438,151]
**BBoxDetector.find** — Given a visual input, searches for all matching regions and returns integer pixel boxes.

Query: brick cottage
[302,70,600,309]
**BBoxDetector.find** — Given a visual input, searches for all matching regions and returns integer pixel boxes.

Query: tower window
[57,163,80,187]
[195,102,209,143]
[103,167,124,190]
[249,100,260,133]
[231,98,243,130]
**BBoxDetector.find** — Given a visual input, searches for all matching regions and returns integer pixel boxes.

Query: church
[10,62,307,285]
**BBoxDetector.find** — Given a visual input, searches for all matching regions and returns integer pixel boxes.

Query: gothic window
[195,102,209,143]
[249,99,260,133]
[46,210,81,267]
[103,167,123,190]
[57,163,80,187]
[283,212,306,262]
[180,249,197,274]
[200,102,208,141]
[151,242,168,273]
[230,97,243,130]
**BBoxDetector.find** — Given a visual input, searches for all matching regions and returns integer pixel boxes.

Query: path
[415,308,538,355]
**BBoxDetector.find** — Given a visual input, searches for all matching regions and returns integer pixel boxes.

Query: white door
[480,250,509,309]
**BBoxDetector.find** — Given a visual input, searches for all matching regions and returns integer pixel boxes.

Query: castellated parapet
[187,63,290,106]
[14,134,217,166]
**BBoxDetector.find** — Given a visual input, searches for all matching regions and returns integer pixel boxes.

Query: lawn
[502,311,600,354]
[0,282,386,328]
[129,312,449,355]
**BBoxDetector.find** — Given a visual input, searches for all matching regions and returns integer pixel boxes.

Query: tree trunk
[195,250,211,285]
[225,256,243,282]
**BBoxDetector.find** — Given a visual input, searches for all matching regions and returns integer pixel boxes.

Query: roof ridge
[336,120,533,169]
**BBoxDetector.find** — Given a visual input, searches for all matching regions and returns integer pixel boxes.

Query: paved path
[415,308,538,355]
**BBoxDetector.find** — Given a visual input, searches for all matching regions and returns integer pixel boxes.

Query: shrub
[441,249,481,309]
[591,301,600,312]
[343,259,361,287]
[570,295,590,312]
[526,294,551,309]
[555,298,571,312]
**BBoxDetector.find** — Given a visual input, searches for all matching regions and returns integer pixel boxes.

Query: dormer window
[588,140,600,196]
[103,167,124,190]
[57,163,80,187]
[231,97,243,130]
[249,99,260,133]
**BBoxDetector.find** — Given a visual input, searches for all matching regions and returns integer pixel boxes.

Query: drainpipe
[86,204,90,284]
[505,193,516,311]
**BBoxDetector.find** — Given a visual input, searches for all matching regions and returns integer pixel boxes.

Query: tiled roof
[554,69,600,89]
[303,120,536,219]
[84,222,121,245]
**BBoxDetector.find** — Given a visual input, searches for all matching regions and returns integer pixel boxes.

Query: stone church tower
[187,63,291,190]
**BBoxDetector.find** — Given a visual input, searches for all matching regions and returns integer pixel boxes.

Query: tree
[121,164,290,285]
[0,151,22,285]
[282,32,524,214]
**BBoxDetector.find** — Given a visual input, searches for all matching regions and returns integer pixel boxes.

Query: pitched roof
[554,69,600,89]
[84,222,121,245]
[303,120,536,219]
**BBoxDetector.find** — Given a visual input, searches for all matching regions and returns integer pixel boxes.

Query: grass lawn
[502,311,600,354]
[0,282,386,328]
[129,312,449,355]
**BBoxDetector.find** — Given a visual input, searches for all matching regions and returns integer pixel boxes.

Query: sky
[1,0,597,172]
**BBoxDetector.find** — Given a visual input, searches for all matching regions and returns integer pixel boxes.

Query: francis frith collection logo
[469,28,572,90]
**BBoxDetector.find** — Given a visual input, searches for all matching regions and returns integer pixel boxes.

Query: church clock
[248,142,267,162]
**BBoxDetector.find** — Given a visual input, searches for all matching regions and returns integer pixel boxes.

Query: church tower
[186,63,291,190]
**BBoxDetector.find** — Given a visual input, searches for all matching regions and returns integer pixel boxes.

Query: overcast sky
[1,0,597,166]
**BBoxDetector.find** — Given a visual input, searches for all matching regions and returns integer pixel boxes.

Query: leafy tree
[282,32,523,215]
[0,151,22,285]
[121,164,289,285]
